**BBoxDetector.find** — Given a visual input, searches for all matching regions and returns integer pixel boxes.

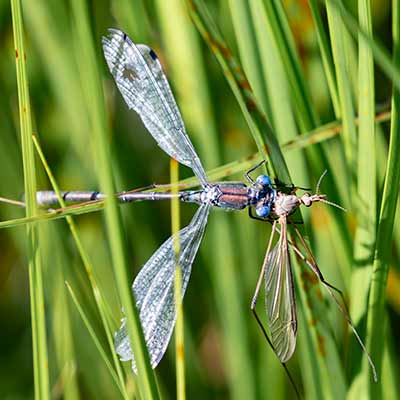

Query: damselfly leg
[244,159,266,184]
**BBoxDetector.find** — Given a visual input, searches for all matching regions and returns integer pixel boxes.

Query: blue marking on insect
[256,204,271,218]
[149,49,158,60]
[256,174,272,187]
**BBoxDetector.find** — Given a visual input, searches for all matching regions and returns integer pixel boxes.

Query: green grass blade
[0,108,390,227]
[261,1,319,131]
[0,202,104,228]
[10,1,49,398]
[325,0,357,193]
[23,1,93,171]
[366,1,400,397]
[155,0,220,166]
[260,0,354,288]
[32,135,129,398]
[69,2,159,398]
[65,282,127,396]
[249,0,308,186]
[309,0,340,115]
[2,2,399,398]
[49,275,79,400]
[112,0,151,41]
[186,0,290,182]
[282,110,390,153]
[348,0,377,394]
[327,0,400,91]
[157,2,257,398]
[170,159,185,400]
[228,0,272,117]
[188,2,349,398]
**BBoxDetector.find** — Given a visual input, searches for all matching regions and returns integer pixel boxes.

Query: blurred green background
[0,0,399,399]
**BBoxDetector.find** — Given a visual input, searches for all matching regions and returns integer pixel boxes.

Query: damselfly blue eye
[256,204,271,217]
[256,174,272,186]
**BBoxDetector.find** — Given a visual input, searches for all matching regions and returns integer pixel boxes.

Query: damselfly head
[254,176,276,217]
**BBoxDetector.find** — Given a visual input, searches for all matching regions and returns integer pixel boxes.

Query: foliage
[0,0,398,399]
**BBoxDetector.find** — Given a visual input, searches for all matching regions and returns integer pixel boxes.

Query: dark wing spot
[122,66,137,80]
[149,49,158,60]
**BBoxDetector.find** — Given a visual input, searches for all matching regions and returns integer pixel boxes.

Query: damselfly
[34,29,376,380]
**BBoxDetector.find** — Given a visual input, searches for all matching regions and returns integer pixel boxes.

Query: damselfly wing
[102,29,208,186]
[115,204,210,369]
[102,28,214,369]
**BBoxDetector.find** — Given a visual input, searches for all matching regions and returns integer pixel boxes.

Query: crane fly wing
[115,203,211,370]
[102,29,208,185]
[265,221,297,363]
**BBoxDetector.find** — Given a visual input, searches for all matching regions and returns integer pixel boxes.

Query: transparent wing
[265,220,297,363]
[102,28,208,186]
[115,203,211,370]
